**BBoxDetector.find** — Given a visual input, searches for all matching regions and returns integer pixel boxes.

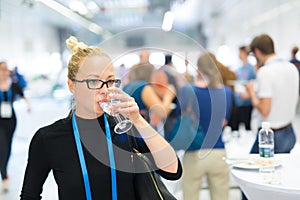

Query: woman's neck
[75,109,103,120]
[195,77,208,88]
[0,79,10,91]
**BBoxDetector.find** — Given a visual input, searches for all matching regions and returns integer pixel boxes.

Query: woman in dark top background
[20,36,182,200]
[0,61,30,192]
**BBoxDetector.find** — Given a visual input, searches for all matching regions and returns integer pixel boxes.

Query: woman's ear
[68,79,75,94]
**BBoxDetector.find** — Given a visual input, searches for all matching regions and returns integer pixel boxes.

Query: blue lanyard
[72,113,117,200]
[104,114,118,200]
[0,87,12,101]
[72,114,92,200]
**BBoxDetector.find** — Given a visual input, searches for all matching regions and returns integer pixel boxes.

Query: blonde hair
[197,52,223,88]
[66,36,110,80]
[128,62,155,82]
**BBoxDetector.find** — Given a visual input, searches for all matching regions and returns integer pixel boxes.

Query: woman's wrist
[163,93,174,103]
[132,115,159,139]
[131,114,145,125]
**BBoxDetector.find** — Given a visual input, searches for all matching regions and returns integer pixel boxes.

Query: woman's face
[0,63,10,81]
[151,70,169,99]
[69,55,115,119]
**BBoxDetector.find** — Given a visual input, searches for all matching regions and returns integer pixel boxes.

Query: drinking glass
[100,80,132,134]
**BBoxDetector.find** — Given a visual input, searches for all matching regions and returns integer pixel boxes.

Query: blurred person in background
[289,46,300,95]
[244,34,299,200]
[290,46,300,69]
[246,34,299,153]
[11,66,27,90]
[0,61,30,193]
[181,52,232,200]
[159,54,187,137]
[159,54,186,91]
[228,46,256,132]
[123,61,176,133]
[207,52,236,88]
[20,36,182,199]
[183,58,195,83]
[138,50,150,64]
[116,64,129,85]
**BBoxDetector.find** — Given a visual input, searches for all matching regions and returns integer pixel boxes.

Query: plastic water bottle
[258,121,275,183]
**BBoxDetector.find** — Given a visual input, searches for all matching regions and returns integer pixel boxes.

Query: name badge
[1,102,12,118]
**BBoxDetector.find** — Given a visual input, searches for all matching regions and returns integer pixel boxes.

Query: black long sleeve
[20,115,182,200]
[20,130,51,200]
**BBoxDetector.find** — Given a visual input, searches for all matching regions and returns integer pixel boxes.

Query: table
[230,153,300,200]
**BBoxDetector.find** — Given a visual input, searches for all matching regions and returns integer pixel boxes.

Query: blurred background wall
[0,0,300,98]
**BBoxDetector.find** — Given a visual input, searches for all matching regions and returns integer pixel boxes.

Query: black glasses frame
[71,78,121,90]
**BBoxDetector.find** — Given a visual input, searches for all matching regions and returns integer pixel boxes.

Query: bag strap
[126,128,138,174]
[132,148,156,170]
[126,128,156,170]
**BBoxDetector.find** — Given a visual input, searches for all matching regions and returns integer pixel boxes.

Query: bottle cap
[261,121,271,129]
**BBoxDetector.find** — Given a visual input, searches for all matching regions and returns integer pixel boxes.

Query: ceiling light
[37,0,111,38]
[69,1,88,16]
[162,11,174,32]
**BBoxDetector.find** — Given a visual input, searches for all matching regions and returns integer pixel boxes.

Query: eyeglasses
[71,78,121,90]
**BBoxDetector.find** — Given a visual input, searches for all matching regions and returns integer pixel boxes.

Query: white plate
[232,159,282,170]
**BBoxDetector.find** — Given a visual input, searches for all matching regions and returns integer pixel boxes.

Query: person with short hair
[290,46,300,69]
[289,46,300,95]
[244,33,299,200]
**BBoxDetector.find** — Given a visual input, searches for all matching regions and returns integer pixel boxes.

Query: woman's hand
[107,87,141,123]
[164,84,176,102]
[149,112,161,127]
[22,96,31,113]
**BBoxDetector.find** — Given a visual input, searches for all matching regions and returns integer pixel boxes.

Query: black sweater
[20,114,182,200]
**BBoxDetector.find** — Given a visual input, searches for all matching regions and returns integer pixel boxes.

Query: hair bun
[66,36,79,51]
[66,36,88,52]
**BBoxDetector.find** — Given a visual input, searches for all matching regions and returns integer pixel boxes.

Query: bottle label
[259,146,274,158]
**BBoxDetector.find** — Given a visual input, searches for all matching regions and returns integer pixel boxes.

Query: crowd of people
[118,33,300,200]
[0,33,299,200]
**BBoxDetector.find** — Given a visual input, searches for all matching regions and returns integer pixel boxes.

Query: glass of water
[100,79,132,134]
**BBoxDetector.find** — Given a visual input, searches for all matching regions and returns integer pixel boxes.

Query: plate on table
[231,157,282,170]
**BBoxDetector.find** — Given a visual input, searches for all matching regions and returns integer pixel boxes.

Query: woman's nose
[97,86,109,98]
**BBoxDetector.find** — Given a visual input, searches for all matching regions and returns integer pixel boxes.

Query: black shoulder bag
[128,131,177,200]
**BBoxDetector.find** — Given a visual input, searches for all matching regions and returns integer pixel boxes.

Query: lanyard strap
[0,87,12,101]
[72,114,92,200]
[104,114,118,200]
[72,114,118,200]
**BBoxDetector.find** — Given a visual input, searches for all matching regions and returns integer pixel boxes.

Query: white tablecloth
[231,153,300,200]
